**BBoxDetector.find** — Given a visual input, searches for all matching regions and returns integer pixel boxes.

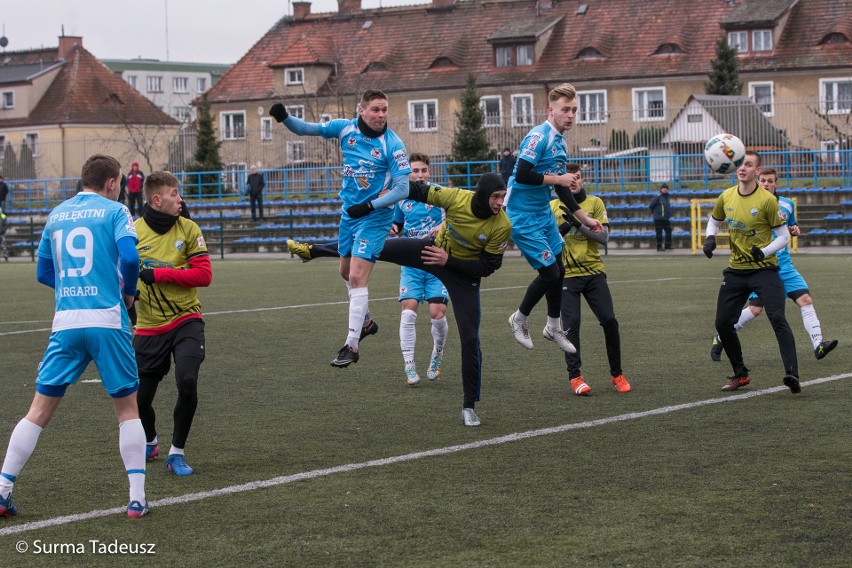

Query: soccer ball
[704,133,746,174]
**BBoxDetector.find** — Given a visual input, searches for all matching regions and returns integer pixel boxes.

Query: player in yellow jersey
[550,164,630,397]
[133,172,213,475]
[377,173,512,426]
[703,150,800,393]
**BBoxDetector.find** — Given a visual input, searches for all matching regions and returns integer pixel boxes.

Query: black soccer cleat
[710,334,723,362]
[783,374,802,394]
[359,319,379,342]
[331,345,359,368]
[814,340,838,360]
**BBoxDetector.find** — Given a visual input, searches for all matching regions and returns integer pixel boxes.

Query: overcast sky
[2,0,425,64]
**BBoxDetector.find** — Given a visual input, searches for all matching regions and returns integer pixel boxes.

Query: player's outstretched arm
[269,104,322,136]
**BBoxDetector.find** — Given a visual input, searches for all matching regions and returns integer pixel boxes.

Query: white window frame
[261,117,273,141]
[728,31,748,53]
[632,87,666,122]
[820,140,841,163]
[220,111,246,140]
[511,94,534,127]
[819,77,852,115]
[577,90,607,124]
[25,132,39,157]
[286,105,305,120]
[196,77,207,93]
[516,45,534,66]
[749,81,774,117]
[319,113,333,124]
[496,46,513,67]
[173,106,192,122]
[146,76,163,93]
[408,99,438,132]
[1,91,13,109]
[126,75,137,90]
[752,29,773,52]
[480,96,502,128]
[287,140,306,163]
[285,68,304,86]
[173,77,189,93]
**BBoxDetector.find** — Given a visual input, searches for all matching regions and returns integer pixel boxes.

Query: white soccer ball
[704,133,746,174]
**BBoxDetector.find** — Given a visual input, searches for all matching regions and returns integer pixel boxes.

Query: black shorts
[133,319,205,379]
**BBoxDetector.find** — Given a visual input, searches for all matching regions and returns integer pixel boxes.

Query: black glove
[559,205,582,228]
[751,245,766,262]
[703,235,716,258]
[346,201,375,219]
[139,268,156,285]
[269,103,289,123]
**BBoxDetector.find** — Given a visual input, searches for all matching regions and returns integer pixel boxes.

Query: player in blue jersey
[506,83,603,354]
[0,154,149,519]
[390,153,449,385]
[270,90,411,368]
[710,167,838,362]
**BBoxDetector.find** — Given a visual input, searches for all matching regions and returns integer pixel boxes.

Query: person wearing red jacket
[133,171,212,476]
[126,162,145,217]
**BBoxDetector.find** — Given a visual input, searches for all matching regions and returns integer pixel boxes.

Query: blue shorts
[507,209,563,270]
[36,327,139,398]
[399,266,448,303]
[338,207,394,261]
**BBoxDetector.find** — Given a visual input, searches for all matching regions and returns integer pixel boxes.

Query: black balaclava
[574,187,587,204]
[357,115,388,138]
[143,205,180,235]
[471,173,506,219]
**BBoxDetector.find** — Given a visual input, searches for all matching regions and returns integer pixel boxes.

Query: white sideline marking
[1,372,848,537]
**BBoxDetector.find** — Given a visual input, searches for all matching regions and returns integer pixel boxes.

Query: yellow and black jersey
[550,196,609,276]
[427,186,512,260]
[712,185,784,270]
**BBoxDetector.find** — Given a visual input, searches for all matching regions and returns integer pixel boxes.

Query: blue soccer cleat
[146,443,159,460]
[127,499,150,518]
[0,491,17,517]
[165,454,194,476]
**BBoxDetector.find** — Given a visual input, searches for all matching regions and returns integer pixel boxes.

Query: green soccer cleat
[287,239,313,262]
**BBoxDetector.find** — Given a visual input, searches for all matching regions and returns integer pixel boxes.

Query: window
[687,113,703,123]
[409,100,438,132]
[173,77,189,93]
[196,77,207,92]
[516,45,534,66]
[25,133,39,157]
[511,94,534,127]
[480,96,502,127]
[261,117,273,141]
[749,82,774,116]
[220,111,246,140]
[285,68,304,86]
[320,113,333,124]
[496,46,513,67]
[173,106,192,122]
[753,30,772,52]
[126,75,137,89]
[1,91,13,109]
[287,141,306,163]
[286,105,305,120]
[633,87,666,121]
[146,76,163,93]
[728,31,748,53]
[577,91,607,124]
[820,78,852,114]
[820,140,841,163]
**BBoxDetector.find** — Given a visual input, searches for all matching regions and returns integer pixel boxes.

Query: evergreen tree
[2,143,17,180]
[17,140,36,180]
[449,74,496,182]
[186,95,223,195]
[609,129,630,152]
[706,37,742,95]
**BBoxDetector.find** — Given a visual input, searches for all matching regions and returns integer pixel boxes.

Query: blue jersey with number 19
[506,120,568,213]
[319,118,411,209]
[37,192,137,331]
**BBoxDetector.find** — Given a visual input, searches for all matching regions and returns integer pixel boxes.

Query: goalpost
[690,197,798,255]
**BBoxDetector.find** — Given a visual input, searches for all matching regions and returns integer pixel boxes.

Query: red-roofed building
[0,36,179,180]
[204,0,852,168]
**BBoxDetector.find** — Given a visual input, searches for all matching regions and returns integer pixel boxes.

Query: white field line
[0,276,719,335]
[1,372,848,537]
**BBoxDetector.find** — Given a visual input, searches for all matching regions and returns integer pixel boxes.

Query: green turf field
[0,254,850,567]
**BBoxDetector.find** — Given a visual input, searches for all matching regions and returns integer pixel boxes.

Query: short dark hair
[143,171,180,201]
[660,183,669,189]
[81,154,121,190]
[759,167,777,178]
[565,163,582,175]
[360,90,388,107]
[745,150,761,167]
[409,153,430,165]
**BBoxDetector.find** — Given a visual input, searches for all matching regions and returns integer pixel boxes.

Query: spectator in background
[126,162,145,217]
[246,165,266,222]
[0,174,8,211]
[119,173,128,205]
[0,206,8,262]
[498,148,516,185]
[649,182,672,251]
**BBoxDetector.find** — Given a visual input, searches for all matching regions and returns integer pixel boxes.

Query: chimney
[338,0,361,15]
[58,35,83,59]
[431,0,454,7]
[292,1,311,19]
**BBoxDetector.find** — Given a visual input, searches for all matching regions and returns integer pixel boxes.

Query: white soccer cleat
[405,365,420,386]
[426,351,442,381]
[543,326,577,354]
[509,311,534,349]
[461,407,481,427]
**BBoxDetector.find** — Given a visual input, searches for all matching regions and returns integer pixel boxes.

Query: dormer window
[285,68,304,86]
[654,43,683,56]
[363,61,388,73]
[819,32,849,45]
[728,31,748,53]
[429,57,456,69]
[753,30,772,52]
[577,47,604,60]
[495,44,534,68]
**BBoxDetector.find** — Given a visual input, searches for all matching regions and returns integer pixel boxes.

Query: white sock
[546,316,561,331]
[513,310,529,325]
[400,309,417,366]
[347,287,369,350]
[147,435,158,447]
[169,446,185,456]
[800,305,822,349]
[733,308,756,332]
[431,316,448,355]
[119,419,146,503]
[0,418,43,498]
